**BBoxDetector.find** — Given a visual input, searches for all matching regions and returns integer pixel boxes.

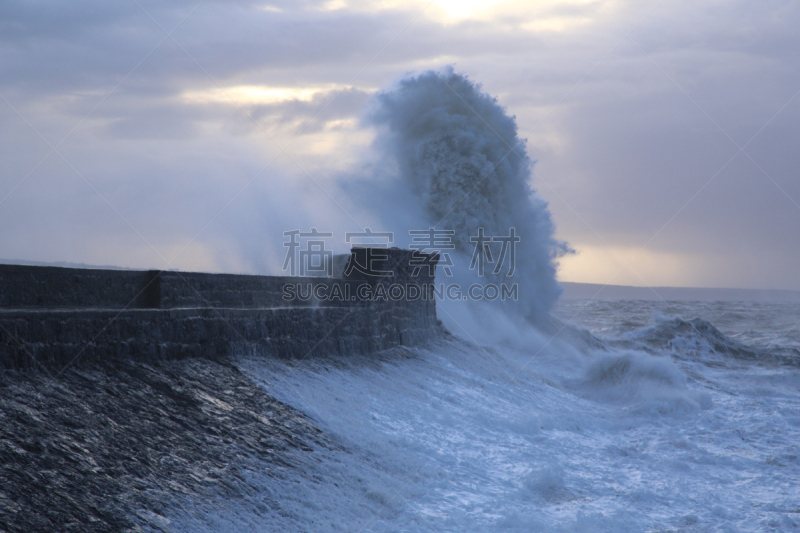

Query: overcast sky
[1,0,798,290]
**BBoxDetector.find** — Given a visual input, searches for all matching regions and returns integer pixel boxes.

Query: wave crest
[367,67,568,324]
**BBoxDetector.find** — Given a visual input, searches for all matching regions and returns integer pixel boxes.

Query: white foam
[166,300,800,531]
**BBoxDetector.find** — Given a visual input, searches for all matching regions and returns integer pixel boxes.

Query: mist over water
[151,71,800,532]
[225,299,800,532]
[366,67,567,324]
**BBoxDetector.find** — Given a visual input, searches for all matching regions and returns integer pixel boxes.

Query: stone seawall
[0,265,160,309]
[0,248,442,370]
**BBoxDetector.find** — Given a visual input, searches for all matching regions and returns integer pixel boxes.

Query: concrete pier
[0,248,442,369]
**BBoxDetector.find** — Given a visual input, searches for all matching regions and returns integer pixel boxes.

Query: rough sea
[181,298,800,532]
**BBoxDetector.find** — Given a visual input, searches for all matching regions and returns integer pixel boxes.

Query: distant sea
[560,280,800,302]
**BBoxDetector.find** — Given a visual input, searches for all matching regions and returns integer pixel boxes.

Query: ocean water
[202,299,800,532]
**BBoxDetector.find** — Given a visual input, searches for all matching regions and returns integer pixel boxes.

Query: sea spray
[367,67,568,324]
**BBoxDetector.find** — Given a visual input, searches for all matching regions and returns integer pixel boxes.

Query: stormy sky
[1,0,798,290]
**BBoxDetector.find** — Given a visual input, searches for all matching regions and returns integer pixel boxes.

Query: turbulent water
[172,72,800,531]
[364,67,567,323]
[204,298,800,532]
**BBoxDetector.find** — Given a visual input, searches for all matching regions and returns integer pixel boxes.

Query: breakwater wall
[0,248,443,369]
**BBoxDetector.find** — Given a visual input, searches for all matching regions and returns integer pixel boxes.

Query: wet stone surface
[0,357,332,532]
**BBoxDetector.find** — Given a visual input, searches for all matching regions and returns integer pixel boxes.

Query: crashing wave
[617,315,798,365]
[366,66,568,325]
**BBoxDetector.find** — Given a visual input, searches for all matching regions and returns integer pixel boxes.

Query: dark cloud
[1,0,799,289]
